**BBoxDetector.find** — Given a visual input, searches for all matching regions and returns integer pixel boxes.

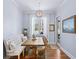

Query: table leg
[32,46,37,59]
[23,50,24,56]
[18,55,20,59]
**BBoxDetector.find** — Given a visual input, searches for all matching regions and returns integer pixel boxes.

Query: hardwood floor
[45,48,70,59]
[10,45,70,59]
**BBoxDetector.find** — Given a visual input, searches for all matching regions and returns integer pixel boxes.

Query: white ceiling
[15,0,64,11]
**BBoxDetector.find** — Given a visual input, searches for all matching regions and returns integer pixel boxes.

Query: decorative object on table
[62,15,76,33]
[32,38,36,41]
[23,28,27,36]
[32,34,36,41]
[49,24,55,31]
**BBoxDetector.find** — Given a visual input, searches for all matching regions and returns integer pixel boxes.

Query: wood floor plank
[10,45,70,59]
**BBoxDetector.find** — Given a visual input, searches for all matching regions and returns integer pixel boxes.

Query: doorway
[56,17,61,43]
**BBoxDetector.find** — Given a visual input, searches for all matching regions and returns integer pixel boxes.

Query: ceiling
[15,0,64,11]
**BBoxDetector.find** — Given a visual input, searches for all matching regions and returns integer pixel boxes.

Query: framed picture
[62,15,76,33]
[49,24,55,31]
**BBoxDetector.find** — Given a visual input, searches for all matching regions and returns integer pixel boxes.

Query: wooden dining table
[21,37,45,59]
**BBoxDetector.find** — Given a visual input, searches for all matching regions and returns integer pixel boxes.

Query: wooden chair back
[42,36,48,46]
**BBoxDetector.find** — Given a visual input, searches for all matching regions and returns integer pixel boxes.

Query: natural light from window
[32,16,47,37]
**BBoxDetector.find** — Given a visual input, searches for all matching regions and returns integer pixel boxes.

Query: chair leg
[18,55,20,59]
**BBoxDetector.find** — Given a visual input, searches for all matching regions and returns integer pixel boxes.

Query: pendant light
[36,1,43,17]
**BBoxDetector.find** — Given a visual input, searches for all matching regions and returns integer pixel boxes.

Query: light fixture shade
[36,10,43,17]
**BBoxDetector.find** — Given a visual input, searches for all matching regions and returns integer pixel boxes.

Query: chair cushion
[8,40,17,50]
[4,39,11,50]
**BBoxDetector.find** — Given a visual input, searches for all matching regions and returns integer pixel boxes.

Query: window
[32,16,47,35]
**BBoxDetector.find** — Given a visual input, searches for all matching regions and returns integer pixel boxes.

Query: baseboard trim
[57,43,76,59]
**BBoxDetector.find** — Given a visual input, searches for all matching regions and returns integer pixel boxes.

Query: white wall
[3,0,23,40]
[48,14,56,44]
[56,0,76,58]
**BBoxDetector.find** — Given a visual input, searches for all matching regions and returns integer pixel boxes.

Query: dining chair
[36,36,48,59]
